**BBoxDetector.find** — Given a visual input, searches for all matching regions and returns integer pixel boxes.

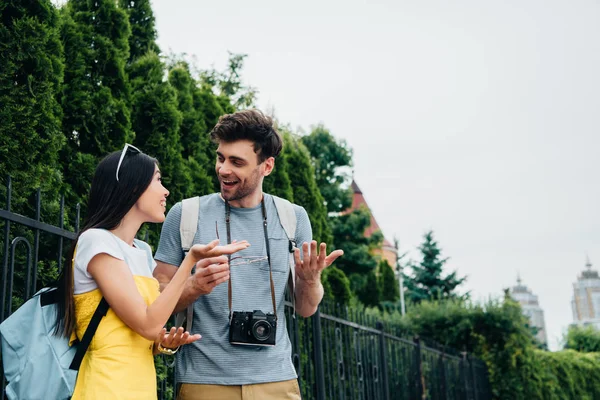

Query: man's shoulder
[265,193,303,210]
[178,193,221,210]
[265,194,309,222]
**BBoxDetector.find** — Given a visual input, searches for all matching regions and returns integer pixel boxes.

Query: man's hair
[210,109,283,163]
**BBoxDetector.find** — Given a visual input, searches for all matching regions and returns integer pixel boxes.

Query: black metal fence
[1,176,492,400]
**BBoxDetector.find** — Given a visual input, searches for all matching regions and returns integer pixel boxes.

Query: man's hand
[187,255,230,296]
[188,239,249,262]
[294,241,344,285]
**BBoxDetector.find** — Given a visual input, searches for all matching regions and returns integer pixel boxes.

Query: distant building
[347,180,397,268]
[571,257,600,329]
[510,276,548,345]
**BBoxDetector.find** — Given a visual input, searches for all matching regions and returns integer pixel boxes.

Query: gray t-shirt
[154,193,312,385]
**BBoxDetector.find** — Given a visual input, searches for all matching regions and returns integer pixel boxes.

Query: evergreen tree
[357,270,381,307]
[282,132,331,244]
[168,62,213,197]
[128,52,186,204]
[262,123,293,201]
[60,0,133,207]
[322,266,352,306]
[0,0,67,303]
[301,124,353,213]
[404,230,467,303]
[118,0,160,63]
[196,69,235,191]
[378,259,399,302]
[0,0,65,212]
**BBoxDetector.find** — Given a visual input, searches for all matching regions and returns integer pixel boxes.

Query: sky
[151,0,600,350]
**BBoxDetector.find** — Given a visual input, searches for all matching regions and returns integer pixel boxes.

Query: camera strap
[225,198,278,321]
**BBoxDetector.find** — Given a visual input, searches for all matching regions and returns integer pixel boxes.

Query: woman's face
[135,164,169,223]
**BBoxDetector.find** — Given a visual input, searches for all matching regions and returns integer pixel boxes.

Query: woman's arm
[88,240,247,341]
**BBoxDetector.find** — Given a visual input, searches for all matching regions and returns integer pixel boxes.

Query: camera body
[229,310,277,347]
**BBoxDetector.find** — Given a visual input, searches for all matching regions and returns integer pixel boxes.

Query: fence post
[469,354,479,400]
[376,321,390,400]
[1,176,12,323]
[312,306,326,400]
[414,336,423,400]
[439,351,447,399]
[461,352,470,400]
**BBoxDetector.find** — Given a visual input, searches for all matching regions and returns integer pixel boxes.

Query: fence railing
[0,176,492,400]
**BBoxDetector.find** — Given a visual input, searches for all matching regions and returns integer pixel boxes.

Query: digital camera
[229,310,277,346]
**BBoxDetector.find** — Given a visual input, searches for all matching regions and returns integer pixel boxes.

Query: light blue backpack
[0,287,108,400]
[0,237,154,399]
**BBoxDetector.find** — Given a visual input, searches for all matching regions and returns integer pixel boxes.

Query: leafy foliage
[282,132,331,244]
[300,124,353,213]
[564,325,600,353]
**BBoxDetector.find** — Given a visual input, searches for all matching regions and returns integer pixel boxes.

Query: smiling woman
[50,144,248,399]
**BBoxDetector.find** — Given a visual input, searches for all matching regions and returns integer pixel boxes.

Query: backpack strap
[175,197,201,332]
[180,197,200,252]
[133,239,155,275]
[272,195,298,314]
[69,297,109,370]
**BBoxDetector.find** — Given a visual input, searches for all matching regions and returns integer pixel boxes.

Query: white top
[73,228,156,294]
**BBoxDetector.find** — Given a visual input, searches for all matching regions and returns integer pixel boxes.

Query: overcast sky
[152,0,600,350]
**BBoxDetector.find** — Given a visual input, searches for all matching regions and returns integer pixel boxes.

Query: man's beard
[220,169,261,202]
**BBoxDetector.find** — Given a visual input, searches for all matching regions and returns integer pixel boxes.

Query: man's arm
[294,241,343,317]
[154,256,233,313]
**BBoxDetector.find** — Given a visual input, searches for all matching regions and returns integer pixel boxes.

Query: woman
[55,144,248,399]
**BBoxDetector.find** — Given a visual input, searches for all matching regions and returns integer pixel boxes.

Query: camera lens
[252,320,272,341]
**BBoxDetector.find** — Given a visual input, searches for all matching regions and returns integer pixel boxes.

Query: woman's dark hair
[54,148,157,337]
[209,109,283,163]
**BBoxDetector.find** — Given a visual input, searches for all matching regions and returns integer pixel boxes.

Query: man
[154,109,343,400]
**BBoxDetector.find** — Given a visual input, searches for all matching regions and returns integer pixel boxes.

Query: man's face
[215,140,273,203]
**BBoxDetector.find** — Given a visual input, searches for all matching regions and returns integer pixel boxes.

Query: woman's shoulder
[79,228,114,243]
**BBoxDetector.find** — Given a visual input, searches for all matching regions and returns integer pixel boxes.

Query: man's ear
[263,157,275,176]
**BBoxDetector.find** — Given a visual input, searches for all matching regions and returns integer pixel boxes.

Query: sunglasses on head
[116,143,141,182]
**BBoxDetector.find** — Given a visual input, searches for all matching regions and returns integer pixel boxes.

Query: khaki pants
[176,379,301,400]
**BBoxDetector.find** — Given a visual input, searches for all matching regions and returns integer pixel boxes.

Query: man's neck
[224,189,264,209]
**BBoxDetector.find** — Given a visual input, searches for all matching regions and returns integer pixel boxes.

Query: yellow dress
[70,275,160,399]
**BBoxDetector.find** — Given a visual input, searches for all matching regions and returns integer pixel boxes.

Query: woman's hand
[153,326,201,355]
[188,239,249,262]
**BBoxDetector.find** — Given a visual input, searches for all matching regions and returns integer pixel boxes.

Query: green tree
[167,62,214,197]
[282,132,331,244]
[60,0,133,207]
[330,206,382,301]
[128,52,187,204]
[0,0,67,304]
[262,123,293,201]
[564,325,600,353]
[331,207,382,277]
[378,259,399,302]
[200,52,257,110]
[322,266,352,306]
[404,230,466,303]
[301,124,353,213]
[0,0,65,211]
[357,270,381,307]
[118,0,160,63]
